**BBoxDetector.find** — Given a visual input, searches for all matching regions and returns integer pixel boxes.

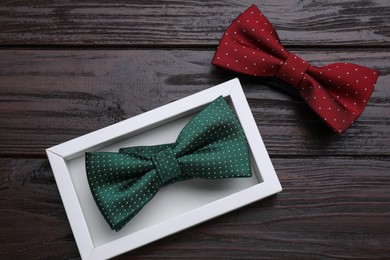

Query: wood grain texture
[1,157,389,259]
[0,49,389,157]
[1,0,389,259]
[0,0,389,47]
[0,158,79,259]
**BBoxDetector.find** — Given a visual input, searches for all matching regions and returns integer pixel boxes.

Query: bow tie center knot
[151,147,182,185]
[276,53,311,87]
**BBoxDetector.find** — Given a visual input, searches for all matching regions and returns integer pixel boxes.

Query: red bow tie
[212,5,379,134]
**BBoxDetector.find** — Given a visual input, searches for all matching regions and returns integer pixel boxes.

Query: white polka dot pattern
[211,4,379,134]
[85,96,251,231]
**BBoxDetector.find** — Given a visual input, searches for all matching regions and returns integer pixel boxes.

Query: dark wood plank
[0,158,79,259]
[0,49,389,157]
[1,157,389,259]
[0,1,389,47]
[1,1,388,260]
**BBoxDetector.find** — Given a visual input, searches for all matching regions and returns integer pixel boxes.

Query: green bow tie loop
[85,96,252,231]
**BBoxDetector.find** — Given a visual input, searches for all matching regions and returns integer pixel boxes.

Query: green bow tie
[85,96,251,231]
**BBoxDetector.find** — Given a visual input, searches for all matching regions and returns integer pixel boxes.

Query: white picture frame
[46,78,282,259]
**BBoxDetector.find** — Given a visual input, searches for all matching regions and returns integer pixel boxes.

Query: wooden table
[1,1,389,259]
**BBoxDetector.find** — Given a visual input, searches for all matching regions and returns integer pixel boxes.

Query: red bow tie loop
[212,5,379,134]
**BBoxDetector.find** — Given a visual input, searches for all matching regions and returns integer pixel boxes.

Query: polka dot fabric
[212,5,379,134]
[85,96,251,231]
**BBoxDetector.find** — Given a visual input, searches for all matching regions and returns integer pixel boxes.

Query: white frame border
[46,78,282,260]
